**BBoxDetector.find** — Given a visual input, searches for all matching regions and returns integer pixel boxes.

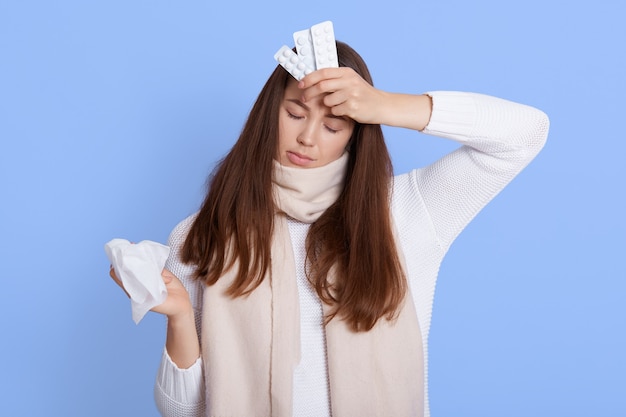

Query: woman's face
[277,79,354,168]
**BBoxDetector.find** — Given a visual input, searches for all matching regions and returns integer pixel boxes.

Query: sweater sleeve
[153,214,206,416]
[415,91,549,250]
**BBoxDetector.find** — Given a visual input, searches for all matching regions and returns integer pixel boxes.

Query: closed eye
[287,111,304,120]
[325,125,339,134]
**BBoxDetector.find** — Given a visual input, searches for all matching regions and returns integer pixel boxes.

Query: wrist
[167,307,194,326]
[379,92,432,131]
[417,93,433,131]
[165,306,200,369]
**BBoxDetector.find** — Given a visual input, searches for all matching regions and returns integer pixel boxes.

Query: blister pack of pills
[309,21,338,69]
[274,20,338,80]
[274,46,312,81]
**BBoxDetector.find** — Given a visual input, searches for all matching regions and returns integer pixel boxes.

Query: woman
[111,41,549,417]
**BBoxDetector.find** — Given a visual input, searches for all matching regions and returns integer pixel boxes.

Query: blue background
[1,0,624,415]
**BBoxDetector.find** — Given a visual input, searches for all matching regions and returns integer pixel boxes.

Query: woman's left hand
[298,67,388,125]
[299,67,432,131]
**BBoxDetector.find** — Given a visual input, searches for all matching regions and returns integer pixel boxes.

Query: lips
[286,151,315,167]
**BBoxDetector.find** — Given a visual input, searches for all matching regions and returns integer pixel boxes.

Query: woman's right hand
[109,267,193,319]
[109,266,200,368]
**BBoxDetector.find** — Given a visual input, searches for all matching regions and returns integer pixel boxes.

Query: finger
[321,89,350,109]
[108,268,131,298]
[109,266,119,282]
[302,78,350,104]
[328,101,357,119]
[301,83,328,103]
[301,66,363,92]
[162,269,176,285]
[299,67,342,89]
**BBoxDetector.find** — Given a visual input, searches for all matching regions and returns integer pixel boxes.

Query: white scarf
[201,154,424,416]
[272,153,349,223]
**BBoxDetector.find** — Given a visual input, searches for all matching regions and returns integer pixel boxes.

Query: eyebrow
[286,98,349,121]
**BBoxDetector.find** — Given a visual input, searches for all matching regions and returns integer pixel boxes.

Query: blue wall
[2,1,624,415]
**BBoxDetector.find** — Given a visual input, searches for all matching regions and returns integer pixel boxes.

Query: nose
[297,121,318,146]
[297,134,313,146]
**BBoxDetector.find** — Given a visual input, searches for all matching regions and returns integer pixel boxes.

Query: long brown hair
[182,41,406,331]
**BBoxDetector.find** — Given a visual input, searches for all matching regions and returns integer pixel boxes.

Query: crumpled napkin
[104,238,170,324]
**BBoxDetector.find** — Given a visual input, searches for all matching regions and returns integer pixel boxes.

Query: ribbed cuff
[422,91,476,138]
[155,348,205,405]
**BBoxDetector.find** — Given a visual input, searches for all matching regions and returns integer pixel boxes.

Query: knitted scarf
[201,154,424,416]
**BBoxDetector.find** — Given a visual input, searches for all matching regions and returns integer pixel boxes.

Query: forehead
[283,78,327,110]
[283,78,303,97]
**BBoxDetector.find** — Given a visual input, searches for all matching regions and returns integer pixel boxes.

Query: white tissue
[104,238,170,324]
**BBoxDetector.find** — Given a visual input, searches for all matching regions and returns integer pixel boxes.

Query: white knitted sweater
[153,91,550,417]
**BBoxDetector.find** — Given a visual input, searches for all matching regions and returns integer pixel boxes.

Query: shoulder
[167,213,199,249]
[391,170,420,200]
[390,170,425,219]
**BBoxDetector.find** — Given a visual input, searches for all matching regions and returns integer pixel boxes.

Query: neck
[272,153,349,223]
